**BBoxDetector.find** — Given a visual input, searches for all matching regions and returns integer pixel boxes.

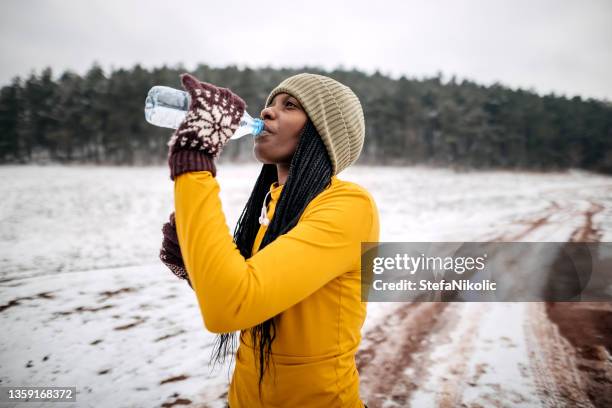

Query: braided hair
[208,118,333,401]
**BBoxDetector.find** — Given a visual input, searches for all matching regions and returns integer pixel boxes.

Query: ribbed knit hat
[265,73,365,175]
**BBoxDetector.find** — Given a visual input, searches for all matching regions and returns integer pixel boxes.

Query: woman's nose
[260,105,276,121]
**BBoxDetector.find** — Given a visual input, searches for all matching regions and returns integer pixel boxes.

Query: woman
[160,72,379,407]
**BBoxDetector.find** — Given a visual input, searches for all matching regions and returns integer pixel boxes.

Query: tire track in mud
[569,201,604,243]
[544,302,612,408]
[541,199,611,407]
[357,300,487,408]
[489,200,561,242]
[525,302,595,408]
[434,304,486,407]
[356,302,448,407]
[405,303,488,408]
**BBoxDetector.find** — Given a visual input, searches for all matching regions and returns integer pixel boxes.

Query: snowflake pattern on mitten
[167,73,247,158]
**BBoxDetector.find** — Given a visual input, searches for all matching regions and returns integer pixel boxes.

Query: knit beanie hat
[265,73,365,175]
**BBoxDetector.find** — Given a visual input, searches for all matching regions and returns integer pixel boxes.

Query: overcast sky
[1,0,611,101]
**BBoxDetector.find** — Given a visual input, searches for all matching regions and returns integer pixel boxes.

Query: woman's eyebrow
[268,94,302,108]
[287,96,302,108]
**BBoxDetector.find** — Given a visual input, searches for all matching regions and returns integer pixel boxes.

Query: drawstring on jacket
[259,191,272,226]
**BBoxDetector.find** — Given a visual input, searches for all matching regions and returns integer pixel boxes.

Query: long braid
[207,119,334,401]
[207,164,276,382]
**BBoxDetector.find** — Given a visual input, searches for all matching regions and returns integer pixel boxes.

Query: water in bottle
[144,86,264,139]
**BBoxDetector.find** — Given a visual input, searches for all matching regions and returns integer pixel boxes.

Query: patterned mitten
[159,212,193,289]
[167,73,247,181]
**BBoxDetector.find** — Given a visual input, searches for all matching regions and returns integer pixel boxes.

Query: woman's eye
[286,101,296,108]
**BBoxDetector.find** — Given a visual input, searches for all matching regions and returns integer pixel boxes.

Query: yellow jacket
[174,171,380,407]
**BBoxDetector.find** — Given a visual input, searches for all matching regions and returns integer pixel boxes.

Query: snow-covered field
[1,163,611,407]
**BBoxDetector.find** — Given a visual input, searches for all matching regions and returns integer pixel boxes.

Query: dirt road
[357,195,612,407]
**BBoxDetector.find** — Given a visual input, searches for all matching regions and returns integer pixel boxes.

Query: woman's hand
[159,211,193,289]
[167,73,247,180]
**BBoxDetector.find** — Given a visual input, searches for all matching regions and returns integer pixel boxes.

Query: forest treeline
[0,63,610,174]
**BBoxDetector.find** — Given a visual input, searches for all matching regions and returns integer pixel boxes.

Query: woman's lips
[263,123,274,134]
[255,130,270,141]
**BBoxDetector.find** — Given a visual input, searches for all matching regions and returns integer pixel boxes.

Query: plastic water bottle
[144,86,264,139]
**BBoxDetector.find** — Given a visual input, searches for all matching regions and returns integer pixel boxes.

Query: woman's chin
[253,147,273,164]
[253,145,292,164]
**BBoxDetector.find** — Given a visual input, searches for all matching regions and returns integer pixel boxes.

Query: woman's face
[253,92,308,164]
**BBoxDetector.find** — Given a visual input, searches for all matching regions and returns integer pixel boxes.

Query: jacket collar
[269,181,284,203]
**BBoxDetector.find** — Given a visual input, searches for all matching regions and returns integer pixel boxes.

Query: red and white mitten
[167,73,247,181]
[159,212,193,289]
